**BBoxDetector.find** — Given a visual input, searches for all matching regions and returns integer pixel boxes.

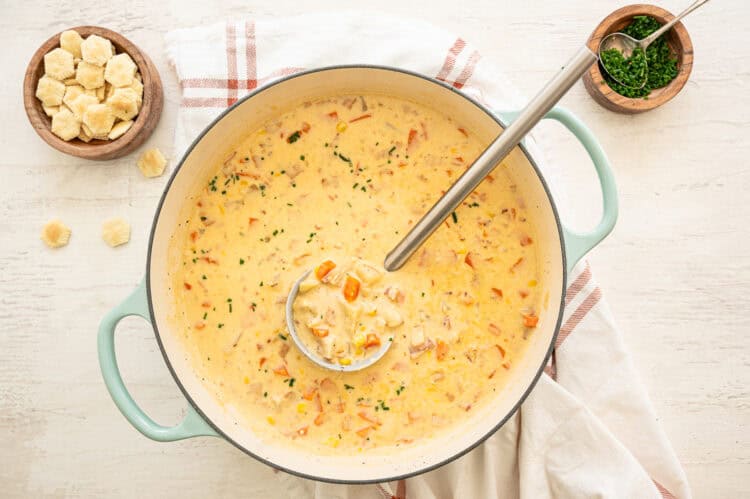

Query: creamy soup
[169,94,541,453]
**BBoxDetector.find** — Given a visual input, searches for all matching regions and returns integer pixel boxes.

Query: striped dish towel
[165,12,691,499]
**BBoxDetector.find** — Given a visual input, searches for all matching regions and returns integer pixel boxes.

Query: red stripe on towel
[435,38,466,81]
[565,262,592,306]
[225,22,238,106]
[452,50,481,89]
[555,287,602,350]
[245,21,257,89]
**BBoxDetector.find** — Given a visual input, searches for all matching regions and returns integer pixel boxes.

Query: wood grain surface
[0,0,747,497]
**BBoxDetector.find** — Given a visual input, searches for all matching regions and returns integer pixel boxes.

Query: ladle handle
[384,45,598,271]
[641,0,711,48]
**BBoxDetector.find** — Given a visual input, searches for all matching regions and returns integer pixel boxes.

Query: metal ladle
[599,0,710,89]
[286,44,598,371]
[285,270,393,372]
[288,19,675,370]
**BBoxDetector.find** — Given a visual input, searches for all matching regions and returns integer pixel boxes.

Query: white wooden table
[1,1,747,497]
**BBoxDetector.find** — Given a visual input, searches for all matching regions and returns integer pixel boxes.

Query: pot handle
[497,107,618,273]
[98,279,219,441]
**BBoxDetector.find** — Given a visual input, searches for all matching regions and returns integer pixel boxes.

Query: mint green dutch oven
[99,66,617,484]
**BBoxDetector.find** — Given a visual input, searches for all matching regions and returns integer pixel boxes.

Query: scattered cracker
[41,219,72,248]
[137,148,167,177]
[102,218,131,247]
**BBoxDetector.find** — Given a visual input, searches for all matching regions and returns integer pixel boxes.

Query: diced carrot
[302,387,318,401]
[356,426,373,438]
[273,365,288,376]
[327,111,338,119]
[237,171,260,179]
[248,217,259,226]
[194,322,205,330]
[520,235,533,246]
[510,257,524,273]
[522,313,539,328]
[364,333,381,349]
[349,113,372,123]
[196,201,203,207]
[259,357,267,367]
[420,122,428,139]
[314,413,325,426]
[201,301,211,308]
[519,290,529,298]
[464,252,475,269]
[491,287,503,298]
[311,327,329,338]
[502,362,511,370]
[358,411,381,426]
[315,260,336,280]
[495,344,506,357]
[301,122,311,133]
[457,127,468,137]
[201,256,219,265]
[486,173,495,183]
[314,393,323,412]
[297,426,309,436]
[488,323,502,336]
[343,276,360,302]
[407,128,418,148]
[190,231,198,242]
[184,282,192,290]
[436,340,449,361]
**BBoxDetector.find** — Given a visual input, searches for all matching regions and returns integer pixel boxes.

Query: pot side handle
[497,107,618,273]
[98,279,219,441]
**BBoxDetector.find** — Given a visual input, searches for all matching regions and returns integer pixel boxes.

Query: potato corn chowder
[169,94,542,453]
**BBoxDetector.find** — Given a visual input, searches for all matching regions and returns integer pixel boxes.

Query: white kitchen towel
[165,12,691,499]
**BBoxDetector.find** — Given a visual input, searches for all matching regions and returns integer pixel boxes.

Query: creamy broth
[169,94,541,453]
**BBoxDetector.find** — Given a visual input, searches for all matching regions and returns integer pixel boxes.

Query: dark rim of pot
[145,64,567,484]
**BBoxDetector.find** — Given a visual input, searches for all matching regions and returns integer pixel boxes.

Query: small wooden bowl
[23,26,163,160]
[583,4,693,114]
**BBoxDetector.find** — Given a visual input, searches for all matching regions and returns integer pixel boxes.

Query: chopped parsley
[344,384,355,390]
[451,211,458,223]
[285,377,296,387]
[287,131,301,143]
[396,383,406,395]
[278,333,287,341]
[239,258,245,265]
[375,400,390,411]
[388,146,396,155]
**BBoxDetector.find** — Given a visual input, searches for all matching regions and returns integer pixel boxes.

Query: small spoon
[285,270,393,372]
[598,0,710,89]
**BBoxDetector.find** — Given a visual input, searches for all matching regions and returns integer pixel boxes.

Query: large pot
[98,66,617,483]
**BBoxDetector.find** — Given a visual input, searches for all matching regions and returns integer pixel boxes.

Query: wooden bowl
[23,26,163,160]
[583,4,693,114]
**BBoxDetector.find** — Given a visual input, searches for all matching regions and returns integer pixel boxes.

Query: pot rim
[145,64,567,484]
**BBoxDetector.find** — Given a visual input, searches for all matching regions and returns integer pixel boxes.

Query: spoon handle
[641,0,711,48]
[384,45,597,272]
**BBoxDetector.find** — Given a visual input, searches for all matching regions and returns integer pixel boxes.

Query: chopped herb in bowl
[600,15,679,98]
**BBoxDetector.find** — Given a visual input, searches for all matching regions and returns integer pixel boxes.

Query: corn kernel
[257,129,266,135]
[336,121,348,133]
[218,204,225,215]
[528,280,537,287]
[243,376,249,384]
[267,416,275,425]
[297,403,307,413]
[339,358,352,366]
